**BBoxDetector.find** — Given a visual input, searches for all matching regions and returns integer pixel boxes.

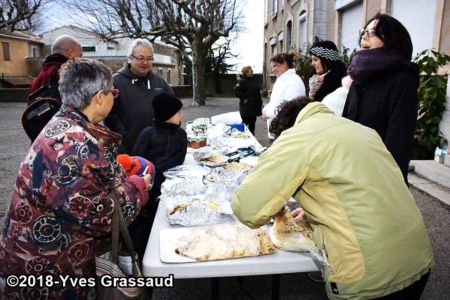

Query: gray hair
[51,35,81,54]
[127,38,153,58]
[58,58,112,109]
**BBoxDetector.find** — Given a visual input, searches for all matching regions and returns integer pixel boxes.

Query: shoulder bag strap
[111,192,120,264]
[112,194,143,277]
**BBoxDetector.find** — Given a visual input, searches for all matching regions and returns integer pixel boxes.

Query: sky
[231,0,264,73]
[39,1,264,74]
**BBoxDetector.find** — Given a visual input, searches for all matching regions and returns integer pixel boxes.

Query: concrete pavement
[409,160,450,207]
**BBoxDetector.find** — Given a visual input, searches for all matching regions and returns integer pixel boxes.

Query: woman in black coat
[309,40,347,102]
[234,66,263,135]
[343,13,419,183]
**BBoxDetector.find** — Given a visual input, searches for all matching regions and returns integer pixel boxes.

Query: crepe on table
[175,223,275,261]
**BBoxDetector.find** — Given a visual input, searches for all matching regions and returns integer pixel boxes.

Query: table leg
[211,277,220,300]
[271,274,280,300]
[233,277,255,300]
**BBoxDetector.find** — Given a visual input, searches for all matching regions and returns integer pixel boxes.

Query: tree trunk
[192,45,207,106]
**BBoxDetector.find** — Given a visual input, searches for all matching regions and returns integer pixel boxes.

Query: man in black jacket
[104,38,174,153]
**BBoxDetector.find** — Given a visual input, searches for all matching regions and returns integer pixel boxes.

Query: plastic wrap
[160,167,250,226]
[161,193,235,227]
[163,165,210,179]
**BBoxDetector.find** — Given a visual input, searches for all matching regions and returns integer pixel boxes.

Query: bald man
[29,35,83,99]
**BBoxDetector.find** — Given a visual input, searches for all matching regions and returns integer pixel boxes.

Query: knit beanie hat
[152,93,183,121]
[117,154,156,184]
[309,41,340,62]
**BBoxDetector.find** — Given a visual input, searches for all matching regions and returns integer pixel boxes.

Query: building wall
[439,0,450,56]
[263,0,335,92]
[440,0,450,143]
[0,37,28,76]
[365,0,383,21]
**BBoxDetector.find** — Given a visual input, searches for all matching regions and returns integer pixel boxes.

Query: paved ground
[0,99,449,299]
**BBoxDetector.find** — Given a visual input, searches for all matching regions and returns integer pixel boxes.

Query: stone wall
[0,74,263,102]
[0,88,28,102]
[172,85,193,98]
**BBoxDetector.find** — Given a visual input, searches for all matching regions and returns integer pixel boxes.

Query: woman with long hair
[343,13,419,183]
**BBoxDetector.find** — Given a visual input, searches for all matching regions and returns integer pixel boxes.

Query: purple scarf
[348,48,407,82]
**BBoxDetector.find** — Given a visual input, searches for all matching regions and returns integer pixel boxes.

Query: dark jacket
[132,120,187,187]
[234,76,263,117]
[343,62,419,182]
[104,64,174,153]
[313,60,347,102]
[28,53,67,101]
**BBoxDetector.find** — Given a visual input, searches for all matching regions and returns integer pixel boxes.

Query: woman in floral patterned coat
[0,59,152,299]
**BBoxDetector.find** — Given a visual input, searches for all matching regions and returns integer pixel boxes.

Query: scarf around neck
[348,48,406,82]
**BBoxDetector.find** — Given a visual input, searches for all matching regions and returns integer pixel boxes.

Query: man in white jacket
[262,52,305,139]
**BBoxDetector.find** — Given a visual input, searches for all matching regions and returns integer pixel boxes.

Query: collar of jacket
[153,119,181,129]
[59,104,122,145]
[43,53,68,65]
[294,102,334,125]
[278,68,297,80]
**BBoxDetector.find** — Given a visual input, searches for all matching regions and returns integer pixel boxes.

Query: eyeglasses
[359,28,377,38]
[96,89,119,98]
[131,55,154,63]
[109,89,119,98]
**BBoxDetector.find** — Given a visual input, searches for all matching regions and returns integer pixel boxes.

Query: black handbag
[21,71,61,142]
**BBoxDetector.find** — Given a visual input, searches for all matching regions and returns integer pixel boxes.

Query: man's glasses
[131,55,154,63]
[109,89,119,98]
[359,28,377,38]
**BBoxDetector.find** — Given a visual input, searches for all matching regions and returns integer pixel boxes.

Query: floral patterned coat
[0,105,149,299]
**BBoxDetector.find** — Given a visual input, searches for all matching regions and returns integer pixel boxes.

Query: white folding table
[143,205,319,278]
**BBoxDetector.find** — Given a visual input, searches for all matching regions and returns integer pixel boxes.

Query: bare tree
[64,0,243,106]
[0,0,44,32]
[206,38,239,94]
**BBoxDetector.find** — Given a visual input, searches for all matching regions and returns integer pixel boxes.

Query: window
[2,42,11,61]
[298,11,307,53]
[82,46,96,52]
[167,70,171,84]
[270,37,277,56]
[278,31,284,52]
[286,21,292,51]
[31,46,38,58]
[272,0,278,16]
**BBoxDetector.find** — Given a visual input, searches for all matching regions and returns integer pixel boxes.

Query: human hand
[291,208,307,227]
[261,112,268,120]
[143,174,152,191]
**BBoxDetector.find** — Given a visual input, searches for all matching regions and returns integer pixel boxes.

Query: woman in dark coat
[342,13,419,183]
[234,66,263,135]
[309,40,347,102]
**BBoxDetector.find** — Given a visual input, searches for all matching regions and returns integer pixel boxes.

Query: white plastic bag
[211,111,242,125]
